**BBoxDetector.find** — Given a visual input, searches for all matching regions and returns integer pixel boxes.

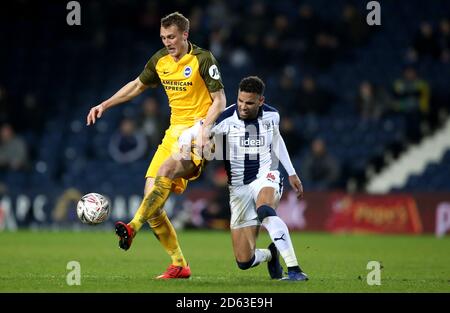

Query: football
[77,193,110,225]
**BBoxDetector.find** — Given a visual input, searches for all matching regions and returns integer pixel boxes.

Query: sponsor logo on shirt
[239,136,265,147]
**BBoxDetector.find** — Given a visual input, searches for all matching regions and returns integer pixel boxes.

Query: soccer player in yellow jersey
[86,12,226,279]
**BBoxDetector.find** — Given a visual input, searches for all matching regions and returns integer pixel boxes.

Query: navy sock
[288,266,302,273]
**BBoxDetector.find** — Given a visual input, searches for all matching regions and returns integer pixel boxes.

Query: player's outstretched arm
[274,128,304,199]
[196,89,226,147]
[202,89,226,127]
[177,121,201,160]
[288,174,304,199]
[278,134,304,199]
[86,77,149,125]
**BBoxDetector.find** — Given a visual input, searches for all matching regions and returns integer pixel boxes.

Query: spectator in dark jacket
[302,138,339,190]
[0,123,29,171]
[297,76,335,115]
[412,22,440,60]
[109,118,147,164]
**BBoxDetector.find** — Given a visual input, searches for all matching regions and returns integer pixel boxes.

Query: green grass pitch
[0,230,449,292]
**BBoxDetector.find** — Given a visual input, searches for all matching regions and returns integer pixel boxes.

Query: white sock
[251,249,272,267]
[262,216,299,267]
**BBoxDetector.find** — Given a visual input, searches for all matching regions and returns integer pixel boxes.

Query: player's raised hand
[86,103,106,126]
[177,134,192,161]
[195,121,212,157]
[288,175,304,199]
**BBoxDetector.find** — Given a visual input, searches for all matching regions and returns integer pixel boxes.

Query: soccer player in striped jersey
[179,76,308,281]
[86,12,226,279]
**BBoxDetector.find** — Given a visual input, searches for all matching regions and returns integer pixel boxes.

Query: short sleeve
[198,51,224,93]
[138,54,160,87]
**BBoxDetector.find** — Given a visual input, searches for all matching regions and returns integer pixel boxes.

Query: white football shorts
[229,170,283,229]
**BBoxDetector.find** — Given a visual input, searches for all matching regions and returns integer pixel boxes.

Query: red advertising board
[325,194,422,234]
[277,191,450,235]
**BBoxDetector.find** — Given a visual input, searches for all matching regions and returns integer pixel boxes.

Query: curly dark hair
[238,76,265,96]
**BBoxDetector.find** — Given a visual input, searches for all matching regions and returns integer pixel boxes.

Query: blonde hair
[161,12,189,32]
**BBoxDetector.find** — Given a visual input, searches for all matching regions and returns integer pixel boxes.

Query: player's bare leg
[231,226,273,274]
[256,187,308,281]
[231,226,258,262]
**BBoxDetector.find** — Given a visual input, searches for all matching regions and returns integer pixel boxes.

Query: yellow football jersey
[139,42,224,125]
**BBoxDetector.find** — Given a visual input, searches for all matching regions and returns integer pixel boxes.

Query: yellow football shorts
[146,124,205,194]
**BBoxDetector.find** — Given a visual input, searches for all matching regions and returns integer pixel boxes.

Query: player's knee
[257,205,277,223]
[236,256,255,270]
[158,162,175,178]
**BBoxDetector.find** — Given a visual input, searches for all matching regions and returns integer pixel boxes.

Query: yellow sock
[148,210,188,267]
[129,176,173,233]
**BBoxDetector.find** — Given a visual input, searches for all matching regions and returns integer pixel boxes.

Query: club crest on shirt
[262,122,272,130]
[183,66,192,78]
[266,172,276,182]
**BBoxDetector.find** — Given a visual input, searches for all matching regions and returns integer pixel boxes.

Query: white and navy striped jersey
[211,103,284,186]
